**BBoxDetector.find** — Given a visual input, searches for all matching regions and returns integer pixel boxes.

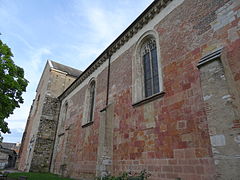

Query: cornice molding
[197,48,223,68]
[59,0,172,100]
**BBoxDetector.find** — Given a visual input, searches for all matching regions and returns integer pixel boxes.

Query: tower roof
[48,60,82,78]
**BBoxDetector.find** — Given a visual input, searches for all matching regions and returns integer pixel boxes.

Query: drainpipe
[105,53,111,107]
[97,52,112,177]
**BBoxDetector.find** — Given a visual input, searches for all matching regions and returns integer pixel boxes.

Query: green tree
[0,38,28,138]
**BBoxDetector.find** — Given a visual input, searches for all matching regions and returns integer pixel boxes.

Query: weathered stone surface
[96,103,114,177]
[29,96,60,172]
[18,61,80,172]
[51,0,240,179]
[199,59,240,180]
[19,0,240,180]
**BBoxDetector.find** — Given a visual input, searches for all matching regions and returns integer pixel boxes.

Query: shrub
[96,170,151,180]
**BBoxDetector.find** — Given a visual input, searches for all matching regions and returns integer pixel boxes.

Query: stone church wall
[18,64,52,171]
[49,0,240,179]
[30,95,60,172]
[18,62,79,172]
[51,68,108,179]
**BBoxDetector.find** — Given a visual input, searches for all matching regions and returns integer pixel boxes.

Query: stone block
[210,135,226,147]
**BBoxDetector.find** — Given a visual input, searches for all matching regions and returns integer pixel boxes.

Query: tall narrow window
[88,80,95,123]
[141,39,159,97]
[62,102,68,128]
[132,31,163,105]
[82,79,96,127]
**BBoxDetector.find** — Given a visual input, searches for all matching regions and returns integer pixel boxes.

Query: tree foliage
[0,39,28,134]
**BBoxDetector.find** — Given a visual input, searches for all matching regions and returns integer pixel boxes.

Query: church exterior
[18,0,240,179]
[18,60,81,172]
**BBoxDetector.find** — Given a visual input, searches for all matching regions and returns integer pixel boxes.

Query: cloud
[27,47,52,74]
[72,0,128,42]
[0,2,52,143]
[6,46,52,123]
[0,0,33,37]
[50,0,143,70]
[0,0,52,140]
[10,33,35,51]
[1,0,155,143]
[2,128,23,143]
[2,46,52,144]
[55,0,154,70]
[1,34,52,135]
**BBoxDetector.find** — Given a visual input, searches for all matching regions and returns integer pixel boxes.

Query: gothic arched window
[87,80,95,123]
[141,38,160,97]
[62,102,68,127]
[132,31,163,105]
[82,79,96,126]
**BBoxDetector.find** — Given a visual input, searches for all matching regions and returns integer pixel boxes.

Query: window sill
[132,91,165,107]
[82,121,94,128]
[58,132,65,137]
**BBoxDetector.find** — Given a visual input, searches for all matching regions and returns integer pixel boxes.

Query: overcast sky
[0,0,154,143]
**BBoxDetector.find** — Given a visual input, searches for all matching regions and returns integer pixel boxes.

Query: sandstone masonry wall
[50,0,240,179]
[18,61,80,172]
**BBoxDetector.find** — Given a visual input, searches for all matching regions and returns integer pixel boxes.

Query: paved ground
[3,169,21,173]
[1,168,21,180]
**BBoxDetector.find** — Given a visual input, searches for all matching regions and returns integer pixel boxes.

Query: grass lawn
[8,172,73,180]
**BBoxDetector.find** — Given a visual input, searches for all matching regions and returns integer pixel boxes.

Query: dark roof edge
[58,0,173,101]
[49,60,82,77]
[50,67,80,78]
[0,146,16,154]
[36,60,81,92]
[197,48,223,68]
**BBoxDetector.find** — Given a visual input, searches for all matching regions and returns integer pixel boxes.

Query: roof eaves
[58,0,173,101]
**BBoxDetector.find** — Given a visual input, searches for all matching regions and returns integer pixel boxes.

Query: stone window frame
[62,101,68,128]
[132,30,164,107]
[82,78,96,127]
[57,100,68,137]
[55,100,68,154]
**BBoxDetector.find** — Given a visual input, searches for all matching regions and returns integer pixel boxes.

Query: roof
[0,142,17,150]
[36,60,82,92]
[49,60,82,78]
[0,144,17,155]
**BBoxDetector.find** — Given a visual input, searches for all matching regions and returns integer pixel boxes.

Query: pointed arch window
[88,80,95,123]
[62,102,68,128]
[132,31,164,106]
[82,79,96,127]
[141,39,160,97]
